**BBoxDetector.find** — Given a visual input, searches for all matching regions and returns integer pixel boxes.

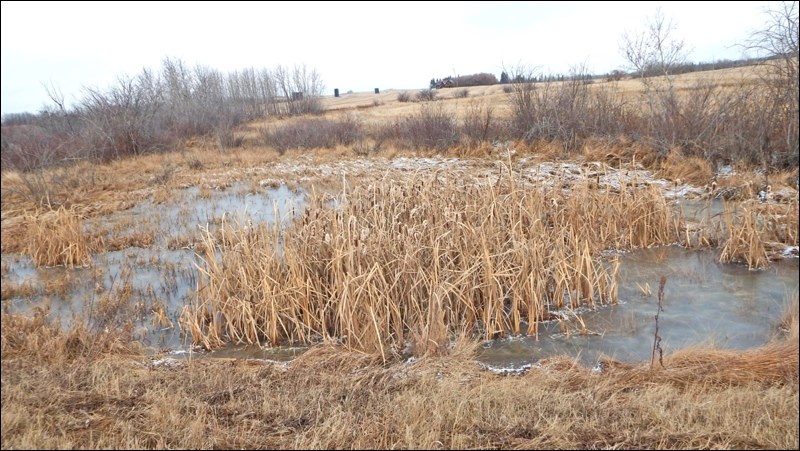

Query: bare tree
[3,57,327,172]
[79,72,165,160]
[621,8,689,85]
[620,9,692,154]
[745,0,799,167]
[504,64,540,140]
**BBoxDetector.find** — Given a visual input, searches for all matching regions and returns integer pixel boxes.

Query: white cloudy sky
[1,1,778,115]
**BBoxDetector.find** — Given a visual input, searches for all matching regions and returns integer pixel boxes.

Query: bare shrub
[78,72,168,161]
[620,9,702,156]
[744,0,799,168]
[397,91,412,103]
[506,66,540,137]
[506,63,608,151]
[260,116,362,154]
[615,11,796,168]
[1,59,327,170]
[398,103,458,151]
[1,94,87,207]
[461,102,496,145]
[634,77,749,164]
[415,89,437,102]
[271,64,326,116]
[185,156,204,171]
[621,8,689,81]
[502,53,797,166]
[1,112,38,126]
[1,125,77,208]
[587,84,633,137]
[454,88,469,99]
[215,124,244,150]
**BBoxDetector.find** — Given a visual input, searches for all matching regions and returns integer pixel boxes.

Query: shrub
[0,59,327,168]
[415,89,437,102]
[398,103,457,151]
[261,116,362,154]
[461,102,496,145]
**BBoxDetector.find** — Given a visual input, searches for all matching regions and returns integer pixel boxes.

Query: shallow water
[3,183,797,367]
[87,183,306,248]
[196,342,309,362]
[671,198,727,221]
[477,246,799,369]
[2,183,306,351]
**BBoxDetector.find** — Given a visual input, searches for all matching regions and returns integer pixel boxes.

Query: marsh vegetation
[2,4,798,448]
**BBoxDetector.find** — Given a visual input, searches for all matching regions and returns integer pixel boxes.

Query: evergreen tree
[500,71,509,84]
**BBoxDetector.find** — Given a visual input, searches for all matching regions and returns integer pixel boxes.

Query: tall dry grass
[2,311,797,450]
[1,309,139,363]
[183,170,680,355]
[717,203,770,269]
[22,206,93,267]
[689,198,799,270]
[657,148,715,185]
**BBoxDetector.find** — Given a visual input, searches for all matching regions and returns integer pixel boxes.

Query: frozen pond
[477,246,798,369]
[2,179,797,367]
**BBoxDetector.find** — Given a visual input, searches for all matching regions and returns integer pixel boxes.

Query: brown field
[2,64,799,449]
[2,308,798,449]
[317,64,771,121]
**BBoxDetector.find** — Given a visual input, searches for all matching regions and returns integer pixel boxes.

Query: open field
[311,64,776,132]
[2,64,799,449]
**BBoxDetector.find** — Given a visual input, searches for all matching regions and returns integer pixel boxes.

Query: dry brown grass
[1,273,80,300]
[657,148,715,186]
[759,200,799,250]
[21,206,93,267]
[2,309,797,450]
[717,203,770,269]
[778,291,799,339]
[183,170,680,355]
[696,198,798,269]
[104,231,157,251]
[0,280,38,300]
[318,65,768,126]
[603,338,798,388]
[678,183,797,266]
[1,309,139,364]
[152,186,172,204]
[0,144,281,223]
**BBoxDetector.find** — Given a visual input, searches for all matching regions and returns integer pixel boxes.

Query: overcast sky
[0,1,779,115]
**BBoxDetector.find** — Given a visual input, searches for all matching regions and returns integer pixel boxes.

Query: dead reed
[717,202,770,269]
[1,308,139,363]
[22,206,93,267]
[183,171,680,356]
